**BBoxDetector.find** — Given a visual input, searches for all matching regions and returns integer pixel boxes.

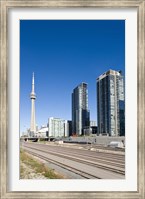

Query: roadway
[21,142,125,179]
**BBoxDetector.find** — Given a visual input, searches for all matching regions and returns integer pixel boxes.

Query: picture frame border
[0,0,144,198]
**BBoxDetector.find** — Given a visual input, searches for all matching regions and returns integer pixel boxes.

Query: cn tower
[30,72,36,135]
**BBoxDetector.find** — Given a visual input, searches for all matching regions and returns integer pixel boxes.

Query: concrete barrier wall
[70,136,125,146]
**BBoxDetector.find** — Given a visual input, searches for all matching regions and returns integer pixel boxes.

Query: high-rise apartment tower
[72,82,90,136]
[97,69,125,136]
[48,117,68,137]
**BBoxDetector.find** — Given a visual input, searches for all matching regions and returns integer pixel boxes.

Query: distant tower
[30,73,36,136]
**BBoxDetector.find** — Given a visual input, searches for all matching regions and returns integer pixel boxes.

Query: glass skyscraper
[72,83,90,136]
[97,69,125,136]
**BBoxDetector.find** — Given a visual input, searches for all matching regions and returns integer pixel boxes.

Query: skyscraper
[72,82,90,136]
[30,73,36,136]
[97,69,125,136]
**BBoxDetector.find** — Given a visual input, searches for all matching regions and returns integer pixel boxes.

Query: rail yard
[21,142,125,179]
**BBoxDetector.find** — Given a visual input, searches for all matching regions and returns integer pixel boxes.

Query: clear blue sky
[20,20,125,133]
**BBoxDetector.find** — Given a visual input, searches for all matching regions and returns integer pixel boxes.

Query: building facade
[90,120,97,127]
[72,82,90,136]
[83,126,98,136]
[48,117,68,138]
[67,120,72,136]
[97,69,125,136]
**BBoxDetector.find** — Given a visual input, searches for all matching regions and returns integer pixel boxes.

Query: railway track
[24,145,125,172]
[24,149,101,179]
[42,146,125,164]
[23,142,125,164]
[22,143,125,179]
[27,142,125,161]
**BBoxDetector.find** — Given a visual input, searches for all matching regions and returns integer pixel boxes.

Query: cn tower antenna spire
[30,72,36,136]
[32,72,35,93]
